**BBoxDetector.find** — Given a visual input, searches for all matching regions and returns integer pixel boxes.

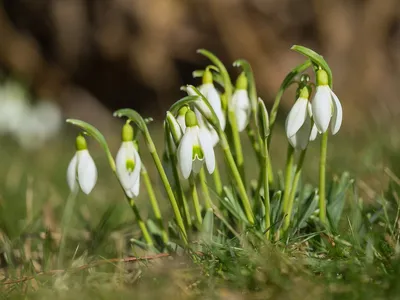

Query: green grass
[0,123,399,300]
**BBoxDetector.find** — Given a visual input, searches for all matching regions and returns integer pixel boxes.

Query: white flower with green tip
[231,73,251,132]
[312,69,343,134]
[115,123,141,198]
[177,109,215,179]
[67,135,98,194]
[285,85,314,150]
[198,69,226,130]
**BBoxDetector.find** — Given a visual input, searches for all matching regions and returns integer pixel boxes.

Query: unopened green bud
[75,135,87,151]
[316,69,329,86]
[185,109,198,127]
[122,122,134,142]
[236,72,248,90]
[202,69,213,84]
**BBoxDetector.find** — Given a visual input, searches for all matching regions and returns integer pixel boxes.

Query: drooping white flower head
[312,69,343,134]
[231,73,251,132]
[198,69,226,130]
[67,135,98,194]
[186,84,220,147]
[115,122,141,198]
[285,85,314,150]
[177,109,215,179]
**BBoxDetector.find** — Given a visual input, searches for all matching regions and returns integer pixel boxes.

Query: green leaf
[291,45,333,87]
[271,190,283,225]
[201,208,214,244]
[197,49,233,96]
[327,172,353,231]
[233,59,257,113]
[295,189,318,230]
[220,186,249,224]
[66,119,116,171]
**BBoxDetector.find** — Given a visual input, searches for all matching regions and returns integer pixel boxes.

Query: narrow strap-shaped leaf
[201,208,214,244]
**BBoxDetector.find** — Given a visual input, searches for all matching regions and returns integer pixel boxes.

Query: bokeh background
[0,0,400,237]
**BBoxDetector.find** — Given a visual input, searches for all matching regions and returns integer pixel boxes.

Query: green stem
[57,189,78,269]
[228,110,245,180]
[190,175,202,226]
[199,167,212,209]
[220,133,254,224]
[262,139,271,239]
[282,145,295,215]
[212,161,223,197]
[165,132,192,228]
[144,131,188,244]
[129,197,154,246]
[283,149,307,231]
[319,131,328,225]
[246,126,261,161]
[141,165,169,244]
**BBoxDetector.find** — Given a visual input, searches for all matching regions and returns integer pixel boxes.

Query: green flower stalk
[199,167,212,210]
[141,164,169,244]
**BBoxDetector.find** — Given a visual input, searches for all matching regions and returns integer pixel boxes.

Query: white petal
[125,189,134,198]
[192,156,204,174]
[236,108,249,132]
[67,153,78,192]
[286,97,309,138]
[131,173,140,197]
[77,150,97,194]
[309,123,318,141]
[312,86,332,133]
[116,142,139,190]
[330,90,342,135]
[233,90,250,110]
[177,128,194,179]
[198,128,215,174]
[131,147,142,186]
[295,115,312,150]
[176,115,186,132]
[200,83,225,128]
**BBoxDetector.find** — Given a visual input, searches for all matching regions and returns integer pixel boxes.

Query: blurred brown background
[0,0,399,132]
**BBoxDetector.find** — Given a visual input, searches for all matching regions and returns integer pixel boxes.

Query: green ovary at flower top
[312,69,343,134]
[115,122,142,198]
[230,72,251,132]
[67,135,98,195]
[177,109,215,179]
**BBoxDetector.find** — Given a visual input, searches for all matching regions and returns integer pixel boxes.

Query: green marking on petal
[126,159,135,172]
[192,145,204,160]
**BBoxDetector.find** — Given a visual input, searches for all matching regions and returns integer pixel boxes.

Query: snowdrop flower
[312,69,343,134]
[285,85,314,150]
[198,69,226,130]
[231,73,251,132]
[186,85,220,147]
[67,135,98,194]
[177,109,215,179]
[115,122,141,198]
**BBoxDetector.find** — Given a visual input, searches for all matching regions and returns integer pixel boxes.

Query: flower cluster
[65,46,343,248]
